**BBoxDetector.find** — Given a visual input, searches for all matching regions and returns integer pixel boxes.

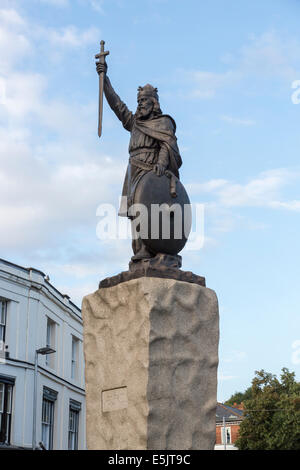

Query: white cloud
[36,100,98,139]
[269,200,300,212]
[223,351,247,364]
[190,168,300,211]
[38,0,70,6]
[218,169,299,208]
[0,136,124,250]
[46,25,100,47]
[187,169,300,237]
[37,237,132,305]
[0,6,100,59]
[184,70,237,100]
[56,263,103,279]
[0,72,46,117]
[82,0,105,13]
[239,32,298,81]
[0,8,25,26]
[184,31,300,99]
[36,0,105,13]
[52,282,98,308]
[187,179,228,195]
[218,374,237,382]
[0,7,122,256]
[220,115,256,126]
[0,8,31,72]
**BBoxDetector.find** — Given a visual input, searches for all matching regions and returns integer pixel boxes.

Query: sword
[95,40,109,138]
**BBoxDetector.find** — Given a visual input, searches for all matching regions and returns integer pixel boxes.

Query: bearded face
[136,96,154,119]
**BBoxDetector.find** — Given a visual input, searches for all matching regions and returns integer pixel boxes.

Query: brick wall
[216,423,241,445]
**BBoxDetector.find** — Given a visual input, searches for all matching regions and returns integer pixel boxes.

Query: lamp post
[32,347,56,450]
[223,416,226,450]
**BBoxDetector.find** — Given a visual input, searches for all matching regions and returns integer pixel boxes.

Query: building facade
[215,402,244,450]
[0,258,86,450]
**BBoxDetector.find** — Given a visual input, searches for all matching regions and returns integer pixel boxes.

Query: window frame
[45,317,56,369]
[41,398,54,450]
[0,375,14,445]
[68,400,81,450]
[71,336,79,381]
[41,387,57,450]
[221,426,232,445]
[0,299,8,351]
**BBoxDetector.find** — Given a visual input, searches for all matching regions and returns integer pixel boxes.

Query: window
[0,300,8,351]
[221,426,231,445]
[41,387,57,450]
[71,336,79,380]
[41,399,54,450]
[68,400,81,450]
[46,318,56,368]
[0,376,14,444]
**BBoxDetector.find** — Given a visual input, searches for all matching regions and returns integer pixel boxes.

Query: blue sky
[0,0,300,401]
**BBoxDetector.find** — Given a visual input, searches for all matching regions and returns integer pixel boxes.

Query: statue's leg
[130,220,152,260]
[131,240,153,261]
[131,236,139,255]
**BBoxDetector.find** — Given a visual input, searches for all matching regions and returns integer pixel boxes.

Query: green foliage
[235,368,300,450]
[224,386,252,406]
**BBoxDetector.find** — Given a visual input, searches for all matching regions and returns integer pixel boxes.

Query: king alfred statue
[82,43,217,452]
[96,41,191,264]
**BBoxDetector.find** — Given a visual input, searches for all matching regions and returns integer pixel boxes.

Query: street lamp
[223,416,226,450]
[32,347,56,450]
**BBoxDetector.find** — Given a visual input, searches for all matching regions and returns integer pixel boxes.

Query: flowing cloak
[103,76,182,217]
[119,115,182,217]
[134,116,182,178]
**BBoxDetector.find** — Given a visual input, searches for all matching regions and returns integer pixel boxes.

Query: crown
[137,84,159,101]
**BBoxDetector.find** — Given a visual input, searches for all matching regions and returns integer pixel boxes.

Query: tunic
[104,76,182,217]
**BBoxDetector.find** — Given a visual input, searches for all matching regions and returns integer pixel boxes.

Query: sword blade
[98,72,105,137]
[95,40,109,138]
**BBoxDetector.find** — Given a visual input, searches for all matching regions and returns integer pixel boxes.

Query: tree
[235,368,300,450]
[224,387,252,406]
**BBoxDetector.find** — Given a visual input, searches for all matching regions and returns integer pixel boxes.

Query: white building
[0,258,86,450]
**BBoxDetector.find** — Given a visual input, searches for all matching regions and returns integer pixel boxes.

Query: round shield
[131,171,192,255]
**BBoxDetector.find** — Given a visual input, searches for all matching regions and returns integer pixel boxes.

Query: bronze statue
[96,41,190,263]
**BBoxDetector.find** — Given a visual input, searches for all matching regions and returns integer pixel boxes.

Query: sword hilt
[95,40,109,64]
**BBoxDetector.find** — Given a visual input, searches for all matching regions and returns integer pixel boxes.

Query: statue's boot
[131,242,153,261]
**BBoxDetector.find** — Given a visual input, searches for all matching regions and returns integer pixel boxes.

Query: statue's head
[135,84,162,119]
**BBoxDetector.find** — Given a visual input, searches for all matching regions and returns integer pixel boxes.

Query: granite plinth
[82,276,219,450]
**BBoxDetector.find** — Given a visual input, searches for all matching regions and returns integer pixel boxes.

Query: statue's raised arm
[96,53,133,132]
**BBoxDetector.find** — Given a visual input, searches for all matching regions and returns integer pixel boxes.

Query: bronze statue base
[99,253,206,289]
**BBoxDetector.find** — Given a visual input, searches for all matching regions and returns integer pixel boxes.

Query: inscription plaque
[102,387,128,412]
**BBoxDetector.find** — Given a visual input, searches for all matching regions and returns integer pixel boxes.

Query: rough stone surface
[82,277,219,450]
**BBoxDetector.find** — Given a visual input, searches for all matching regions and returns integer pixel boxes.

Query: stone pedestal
[82,276,219,450]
